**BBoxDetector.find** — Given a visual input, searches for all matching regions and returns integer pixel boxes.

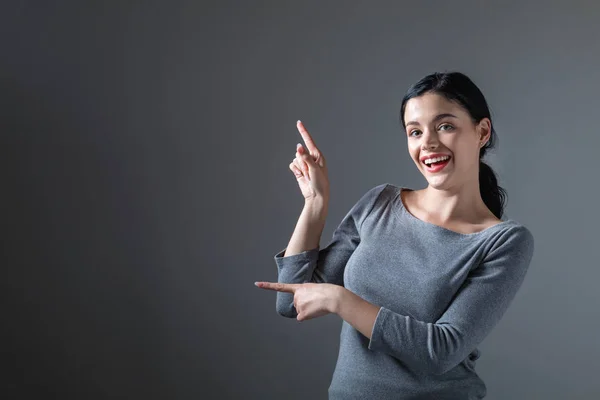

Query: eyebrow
[405,113,459,127]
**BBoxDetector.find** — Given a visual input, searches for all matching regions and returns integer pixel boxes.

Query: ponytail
[479,160,506,219]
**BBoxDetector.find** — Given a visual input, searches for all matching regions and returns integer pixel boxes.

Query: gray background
[2,1,599,399]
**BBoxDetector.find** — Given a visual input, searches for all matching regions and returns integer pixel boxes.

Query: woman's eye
[439,124,454,131]
[409,130,421,137]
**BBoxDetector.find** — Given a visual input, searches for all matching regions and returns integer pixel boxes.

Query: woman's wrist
[330,285,347,314]
[304,197,328,221]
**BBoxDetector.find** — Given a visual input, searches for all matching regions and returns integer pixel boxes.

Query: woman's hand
[290,121,329,203]
[255,281,342,321]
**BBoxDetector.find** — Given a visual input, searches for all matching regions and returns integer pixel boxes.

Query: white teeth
[424,156,450,165]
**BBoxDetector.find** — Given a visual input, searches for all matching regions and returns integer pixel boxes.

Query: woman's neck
[418,184,494,224]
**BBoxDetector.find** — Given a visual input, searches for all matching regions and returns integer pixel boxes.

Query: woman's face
[403,92,490,190]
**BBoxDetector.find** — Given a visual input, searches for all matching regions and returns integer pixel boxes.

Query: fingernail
[254,282,260,286]
[297,120,301,123]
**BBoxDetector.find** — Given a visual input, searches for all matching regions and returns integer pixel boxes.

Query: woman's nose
[421,130,439,149]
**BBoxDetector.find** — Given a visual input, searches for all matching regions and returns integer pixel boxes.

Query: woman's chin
[425,176,453,189]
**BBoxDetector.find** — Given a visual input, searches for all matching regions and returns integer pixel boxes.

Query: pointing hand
[255,281,341,321]
[289,121,329,202]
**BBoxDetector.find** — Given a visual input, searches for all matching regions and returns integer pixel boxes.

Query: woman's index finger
[297,120,318,153]
[255,281,299,293]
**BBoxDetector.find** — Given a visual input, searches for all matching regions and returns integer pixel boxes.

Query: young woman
[255,72,535,399]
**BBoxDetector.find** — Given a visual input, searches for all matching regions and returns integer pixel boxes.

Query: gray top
[273,183,535,399]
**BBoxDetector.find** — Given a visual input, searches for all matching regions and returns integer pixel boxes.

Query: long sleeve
[273,183,387,318]
[367,224,535,375]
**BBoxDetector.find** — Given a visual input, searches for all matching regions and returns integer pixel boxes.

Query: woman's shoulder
[486,219,535,259]
[360,183,403,207]
[356,182,395,202]
[349,183,398,219]
[364,182,403,198]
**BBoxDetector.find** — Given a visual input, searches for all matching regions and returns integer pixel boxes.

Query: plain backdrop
[2,1,599,399]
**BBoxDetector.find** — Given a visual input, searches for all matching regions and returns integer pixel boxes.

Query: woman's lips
[424,158,450,172]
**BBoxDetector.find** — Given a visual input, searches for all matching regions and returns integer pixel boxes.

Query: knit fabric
[274,183,534,399]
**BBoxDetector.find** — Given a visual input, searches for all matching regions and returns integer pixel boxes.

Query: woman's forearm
[333,287,381,340]
[283,197,328,257]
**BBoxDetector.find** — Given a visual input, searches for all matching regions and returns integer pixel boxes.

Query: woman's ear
[477,118,492,146]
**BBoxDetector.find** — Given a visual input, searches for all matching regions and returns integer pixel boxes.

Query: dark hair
[399,71,507,219]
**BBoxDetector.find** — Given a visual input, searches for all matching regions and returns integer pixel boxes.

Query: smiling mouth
[423,157,451,171]
[422,157,450,165]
